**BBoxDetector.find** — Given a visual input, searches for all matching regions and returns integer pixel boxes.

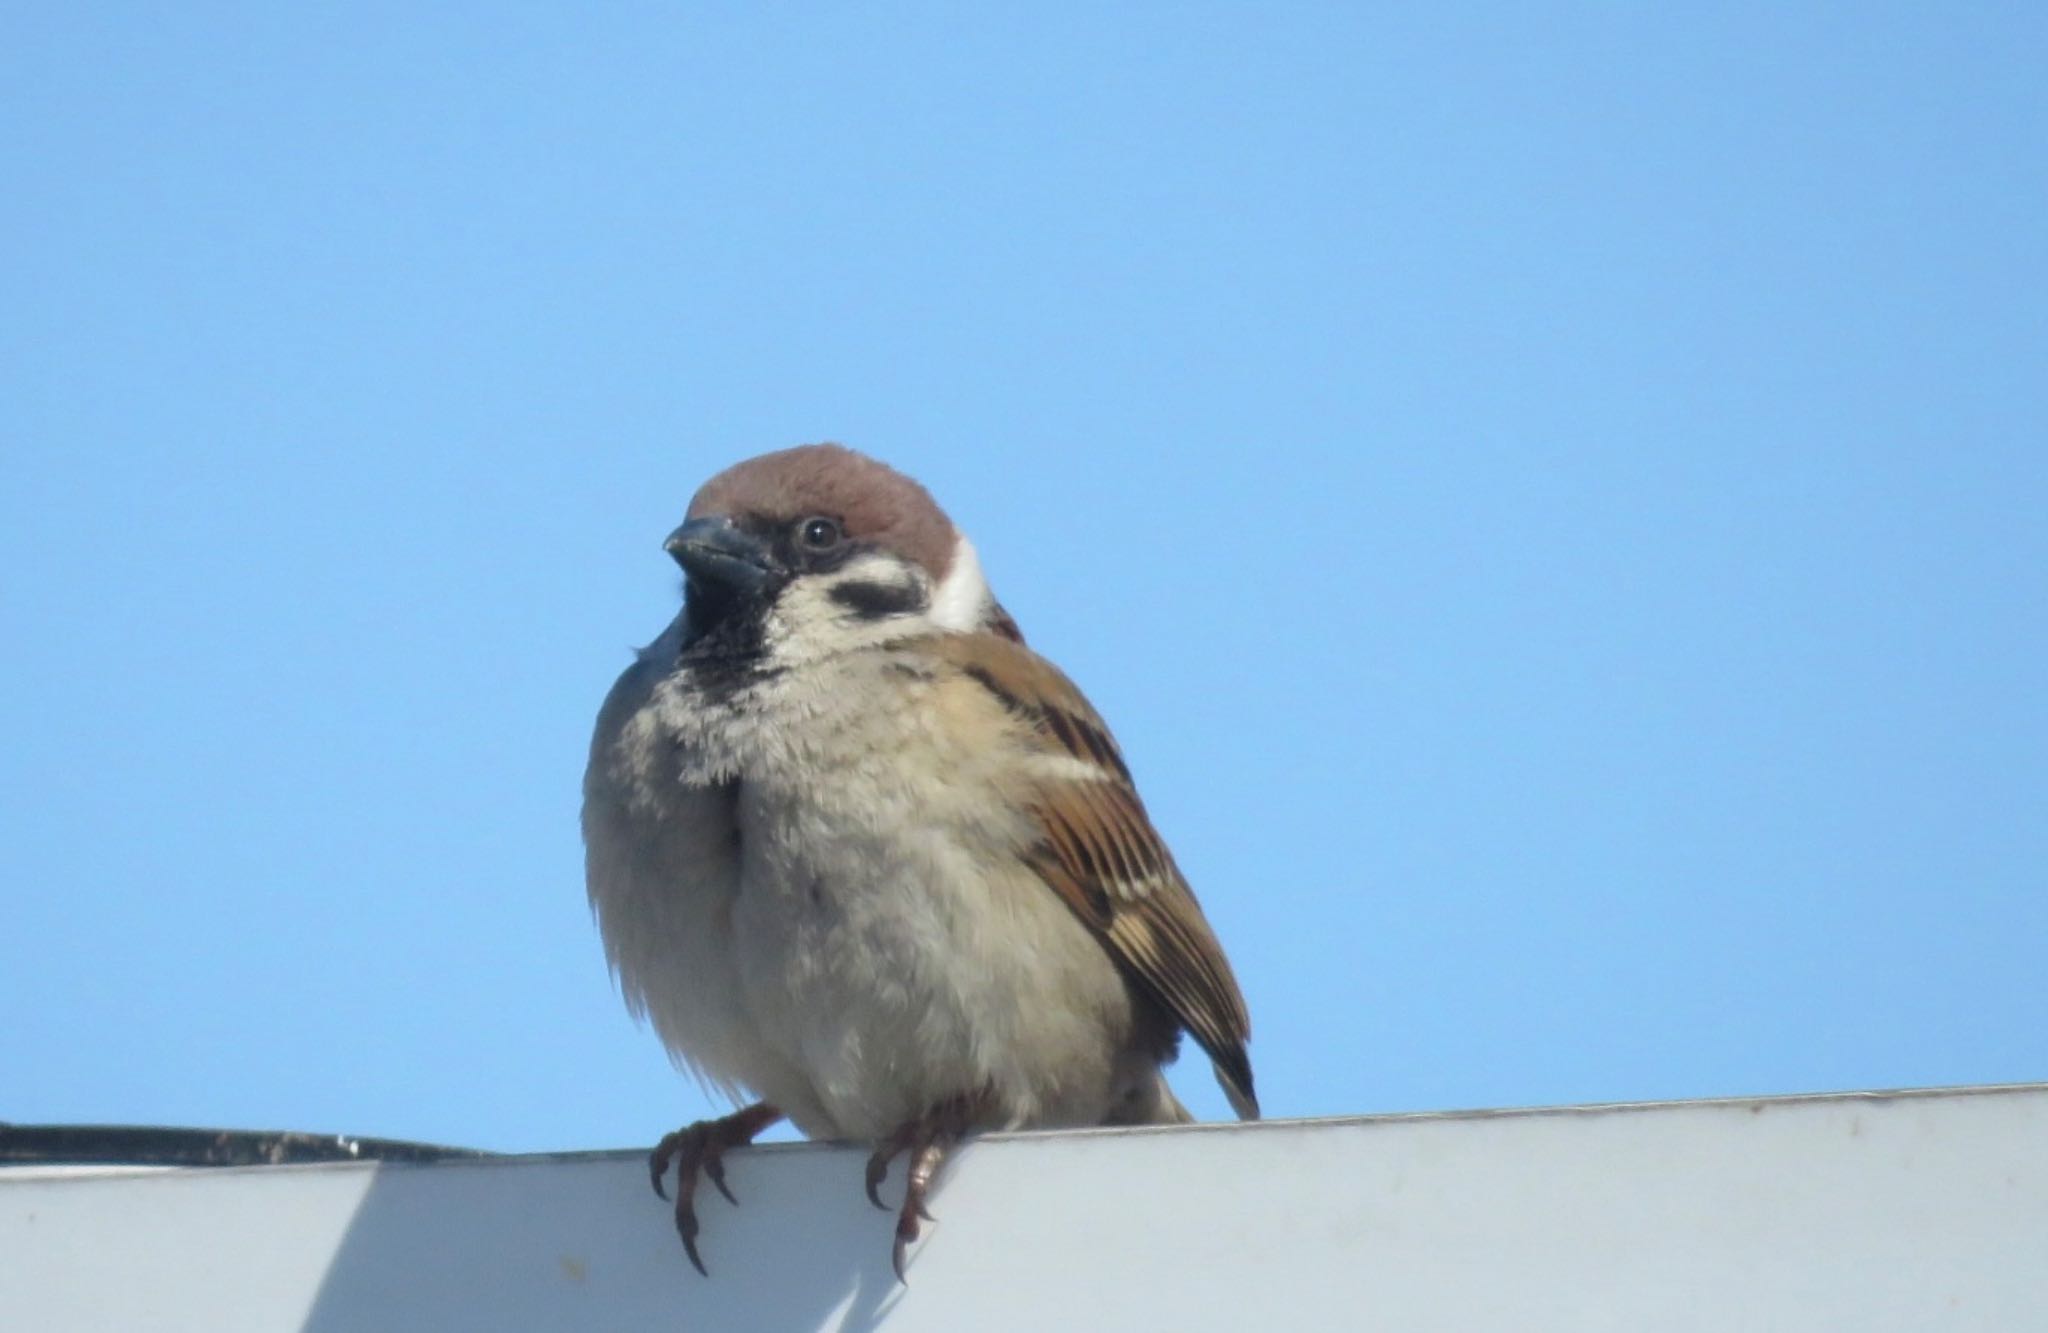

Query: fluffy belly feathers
[725,790,1136,1138]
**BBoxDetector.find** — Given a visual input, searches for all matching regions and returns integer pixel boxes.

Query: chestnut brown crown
[686,443,959,584]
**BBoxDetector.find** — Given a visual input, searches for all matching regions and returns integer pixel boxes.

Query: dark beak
[664,516,780,596]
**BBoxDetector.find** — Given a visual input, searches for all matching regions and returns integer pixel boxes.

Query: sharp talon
[681,1233,709,1278]
[892,1231,913,1284]
[675,1194,709,1276]
[649,1131,682,1200]
[914,1199,936,1223]
[892,1203,924,1283]
[864,1157,891,1211]
[704,1154,739,1207]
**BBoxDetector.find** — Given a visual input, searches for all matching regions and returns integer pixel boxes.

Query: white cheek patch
[760,539,990,668]
[760,551,933,666]
[929,533,994,632]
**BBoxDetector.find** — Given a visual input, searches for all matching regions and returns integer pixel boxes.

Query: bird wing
[928,633,1259,1119]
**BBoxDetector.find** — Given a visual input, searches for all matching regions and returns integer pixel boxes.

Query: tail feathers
[1213,1048,1260,1121]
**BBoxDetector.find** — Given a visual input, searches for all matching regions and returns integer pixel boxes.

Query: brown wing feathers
[934,635,1259,1119]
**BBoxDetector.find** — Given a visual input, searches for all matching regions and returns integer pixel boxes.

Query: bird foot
[863,1090,989,1281]
[648,1102,784,1275]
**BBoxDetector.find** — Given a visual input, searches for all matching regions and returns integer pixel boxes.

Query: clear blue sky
[3,6,2042,1153]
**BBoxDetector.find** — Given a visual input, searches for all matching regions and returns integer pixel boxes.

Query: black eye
[797,516,844,551]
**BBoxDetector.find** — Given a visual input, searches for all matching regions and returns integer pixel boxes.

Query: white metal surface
[4,1084,2044,1331]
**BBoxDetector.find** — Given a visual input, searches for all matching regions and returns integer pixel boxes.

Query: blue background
[4,5,2042,1151]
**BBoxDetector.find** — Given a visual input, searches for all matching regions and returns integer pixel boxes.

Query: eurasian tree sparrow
[582,444,1257,1276]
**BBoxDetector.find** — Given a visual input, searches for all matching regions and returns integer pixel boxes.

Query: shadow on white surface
[300,1142,912,1332]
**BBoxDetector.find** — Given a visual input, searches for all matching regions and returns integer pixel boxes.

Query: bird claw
[644,1103,783,1276]
[863,1118,922,1212]
[865,1090,988,1283]
[703,1152,739,1207]
[678,1205,709,1277]
[892,1211,922,1284]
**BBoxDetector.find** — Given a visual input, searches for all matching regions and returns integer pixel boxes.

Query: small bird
[582,444,1257,1277]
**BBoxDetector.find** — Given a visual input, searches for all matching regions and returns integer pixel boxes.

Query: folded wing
[931,634,1259,1119]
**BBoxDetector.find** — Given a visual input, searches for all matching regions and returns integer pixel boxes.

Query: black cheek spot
[828,580,926,621]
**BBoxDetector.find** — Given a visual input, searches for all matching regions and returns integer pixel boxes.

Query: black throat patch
[676,579,779,697]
